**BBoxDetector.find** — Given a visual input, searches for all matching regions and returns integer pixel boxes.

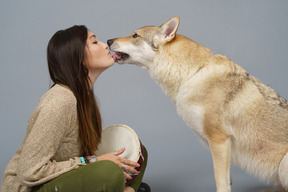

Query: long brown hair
[47,25,102,156]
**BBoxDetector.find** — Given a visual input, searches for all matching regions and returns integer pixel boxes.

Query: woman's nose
[103,43,108,49]
[100,41,108,49]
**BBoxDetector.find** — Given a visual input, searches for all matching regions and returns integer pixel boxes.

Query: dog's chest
[176,102,207,140]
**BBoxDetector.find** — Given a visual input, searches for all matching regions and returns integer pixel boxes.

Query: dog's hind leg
[263,152,288,192]
[278,152,288,191]
[209,137,232,192]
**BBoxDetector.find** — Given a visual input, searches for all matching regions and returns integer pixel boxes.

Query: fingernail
[137,163,140,167]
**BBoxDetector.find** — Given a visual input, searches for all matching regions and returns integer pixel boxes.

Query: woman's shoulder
[39,84,76,110]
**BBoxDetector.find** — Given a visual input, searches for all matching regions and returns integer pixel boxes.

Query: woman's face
[84,31,114,80]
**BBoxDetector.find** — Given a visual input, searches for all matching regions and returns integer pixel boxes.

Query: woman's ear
[153,17,180,47]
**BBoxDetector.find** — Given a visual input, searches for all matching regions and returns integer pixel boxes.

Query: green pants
[33,146,148,192]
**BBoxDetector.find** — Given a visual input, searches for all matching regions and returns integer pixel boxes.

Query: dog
[107,17,288,192]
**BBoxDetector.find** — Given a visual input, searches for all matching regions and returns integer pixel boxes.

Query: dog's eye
[132,33,139,38]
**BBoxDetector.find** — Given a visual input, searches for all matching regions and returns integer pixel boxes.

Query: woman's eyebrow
[89,34,96,39]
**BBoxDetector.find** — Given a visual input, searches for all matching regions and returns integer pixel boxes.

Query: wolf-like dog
[107,17,288,192]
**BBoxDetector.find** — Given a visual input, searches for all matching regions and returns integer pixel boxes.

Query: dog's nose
[107,39,114,47]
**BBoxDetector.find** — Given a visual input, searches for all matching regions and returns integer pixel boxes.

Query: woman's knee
[100,160,125,184]
[84,160,125,191]
[32,160,125,192]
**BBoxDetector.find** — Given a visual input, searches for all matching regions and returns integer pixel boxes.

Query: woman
[1,25,149,192]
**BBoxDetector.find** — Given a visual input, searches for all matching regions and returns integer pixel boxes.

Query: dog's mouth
[113,52,130,62]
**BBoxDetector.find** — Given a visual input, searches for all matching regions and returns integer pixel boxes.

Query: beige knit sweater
[1,84,83,192]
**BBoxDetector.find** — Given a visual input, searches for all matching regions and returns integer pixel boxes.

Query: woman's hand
[97,147,140,180]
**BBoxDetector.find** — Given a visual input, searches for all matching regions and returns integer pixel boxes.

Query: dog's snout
[107,39,114,47]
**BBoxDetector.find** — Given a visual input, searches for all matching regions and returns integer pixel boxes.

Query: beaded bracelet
[79,157,86,164]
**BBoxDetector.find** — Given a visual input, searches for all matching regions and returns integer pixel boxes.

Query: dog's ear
[153,17,180,48]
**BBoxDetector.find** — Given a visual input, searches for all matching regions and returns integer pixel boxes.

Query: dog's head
[107,17,180,69]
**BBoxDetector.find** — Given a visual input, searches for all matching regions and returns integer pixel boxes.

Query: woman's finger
[122,158,140,168]
[122,163,139,174]
[114,147,125,156]
[123,171,133,180]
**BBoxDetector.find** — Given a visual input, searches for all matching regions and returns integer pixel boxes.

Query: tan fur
[108,17,288,192]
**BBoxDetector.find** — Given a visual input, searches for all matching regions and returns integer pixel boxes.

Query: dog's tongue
[113,53,117,62]
[113,52,123,62]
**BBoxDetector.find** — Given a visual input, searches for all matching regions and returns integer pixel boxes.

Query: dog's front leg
[209,137,231,192]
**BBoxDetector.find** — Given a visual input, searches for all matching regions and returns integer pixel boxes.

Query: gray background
[1,1,288,191]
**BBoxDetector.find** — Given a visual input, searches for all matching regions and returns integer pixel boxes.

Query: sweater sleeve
[17,92,82,187]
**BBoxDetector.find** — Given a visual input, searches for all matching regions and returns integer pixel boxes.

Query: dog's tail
[278,152,288,190]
